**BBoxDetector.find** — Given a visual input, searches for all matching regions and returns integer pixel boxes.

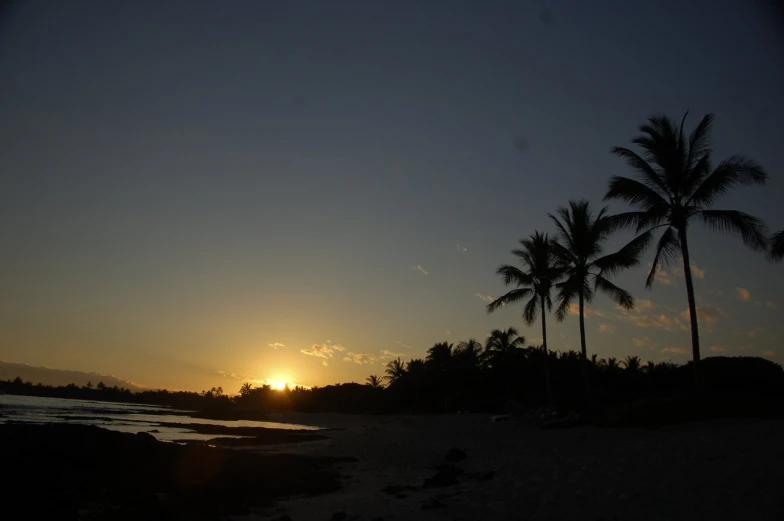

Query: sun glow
[269,379,287,391]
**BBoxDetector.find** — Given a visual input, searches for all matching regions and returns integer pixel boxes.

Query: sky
[1,0,783,392]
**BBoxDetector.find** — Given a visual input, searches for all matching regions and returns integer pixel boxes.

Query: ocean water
[0,394,320,442]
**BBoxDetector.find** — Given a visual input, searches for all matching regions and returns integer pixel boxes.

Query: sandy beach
[251,413,784,521]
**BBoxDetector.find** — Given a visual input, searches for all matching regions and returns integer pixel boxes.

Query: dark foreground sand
[251,414,784,521]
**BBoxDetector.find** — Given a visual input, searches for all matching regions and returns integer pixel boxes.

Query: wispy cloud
[322,360,329,367]
[747,326,764,339]
[598,324,616,333]
[680,306,725,325]
[445,330,451,335]
[411,265,429,275]
[762,350,776,358]
[395,341,411,349]
[300,343,346,361]
[380,349,406,359]
[567,303,604,317]
[709,345,728,352]
[632,337,655,350]
[735,287,752,302]
[475,292,494,303]
[342,352,378,365]
[660,347,690,355]
[457,243,467,254]
[267,342,285,349]
[627,313,681,331]
[766,301,778,309]
[672,262,706,279]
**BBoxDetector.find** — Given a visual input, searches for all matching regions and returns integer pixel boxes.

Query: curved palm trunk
[541,294,553,405]
[678,229,702,391]
[578,291,592,402]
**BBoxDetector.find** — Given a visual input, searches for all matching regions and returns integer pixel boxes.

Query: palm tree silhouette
[549,199,645,395]
[239,382,253,397]
[484,327,526,368]
[487,231,564,404]
[621,355,642,372]
[454,338,484,368]
[384,357,407,385]
[606,112,768,388]
[770,230,784,261]
[425,342,454,371]
[365,375,384,388]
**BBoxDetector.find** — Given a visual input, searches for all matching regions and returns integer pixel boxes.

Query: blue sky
[1,0,782,391]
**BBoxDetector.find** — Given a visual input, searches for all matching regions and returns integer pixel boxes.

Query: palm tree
[487,231,564,404]
[384,358,407,385]
[484,327,526,368]
[770,230,784,260]
[549,199,647,395]
[606,112,769,388]
[454,338,484,368]
[365,375,384,388]
[239,382,253,397]
[425,342,454,371]
[621,355,642,373]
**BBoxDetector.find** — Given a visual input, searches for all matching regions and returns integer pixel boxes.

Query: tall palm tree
[484,327,526,368]
[770,230,784,260]
[384,357,407,385]
[549,200,646,395]
[239,382,253,397]
[365,375,384,388]
[487,231,564,404]
[606,112,768,388]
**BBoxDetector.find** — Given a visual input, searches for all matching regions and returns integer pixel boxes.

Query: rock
[444,447,467,462]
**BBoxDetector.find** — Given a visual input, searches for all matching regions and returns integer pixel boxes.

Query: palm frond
[554,274,581,321]
[486,287,535,313]
[646,227,680,288]
[770,230,784,261]
[595,274,634,309]
[523,295,539,325]
[605,176,670,210]
[593,229,653,275]
[688,155,767,206]
[605,211,667,234]
[698,209,769,251]
[686,113,714,168]
[496,265,534,286]
[610,147,669,197]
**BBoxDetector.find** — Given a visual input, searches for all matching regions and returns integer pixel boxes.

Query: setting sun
[269,380,287,391]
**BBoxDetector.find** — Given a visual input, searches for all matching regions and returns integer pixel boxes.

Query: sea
[0,394,320,442]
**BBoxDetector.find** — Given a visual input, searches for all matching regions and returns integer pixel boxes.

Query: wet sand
[250,413,784,521]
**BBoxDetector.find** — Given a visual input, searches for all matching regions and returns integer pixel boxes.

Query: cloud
[672,262,706,279]
[633,337,651,348]
[395,341,411,349]
[747,326,764,339]
[300,343,346,360]
[680,306,725,324]
[647,263,674,286]
[380,349,406,358]
[735,287,752,302]
[761,350,776,358]
[342,352,378,365]
[445,330,451,335]
[660,347,690,355]
[767,301,778,309]
[567,303,604,317]
[267,342,285,349]
[457,243,467,254]
[598,324,616,333]
[322,360,329,366]
[411,265,429,275]
[709,345,729,352]
[475,292,494,303]
[628,313,679,331]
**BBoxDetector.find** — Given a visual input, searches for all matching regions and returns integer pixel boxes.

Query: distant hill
[0,361,143,391]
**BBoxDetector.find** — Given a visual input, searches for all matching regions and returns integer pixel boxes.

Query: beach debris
[444,446,467,462]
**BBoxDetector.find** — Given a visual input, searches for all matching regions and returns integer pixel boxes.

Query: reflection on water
[0,394,320,442]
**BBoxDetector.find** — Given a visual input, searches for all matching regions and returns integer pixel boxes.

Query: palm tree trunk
[541,294,552,406]
[678,228,703,391]
[578,290,592,401]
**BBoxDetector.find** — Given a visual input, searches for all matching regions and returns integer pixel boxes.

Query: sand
[248,413,784,521]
